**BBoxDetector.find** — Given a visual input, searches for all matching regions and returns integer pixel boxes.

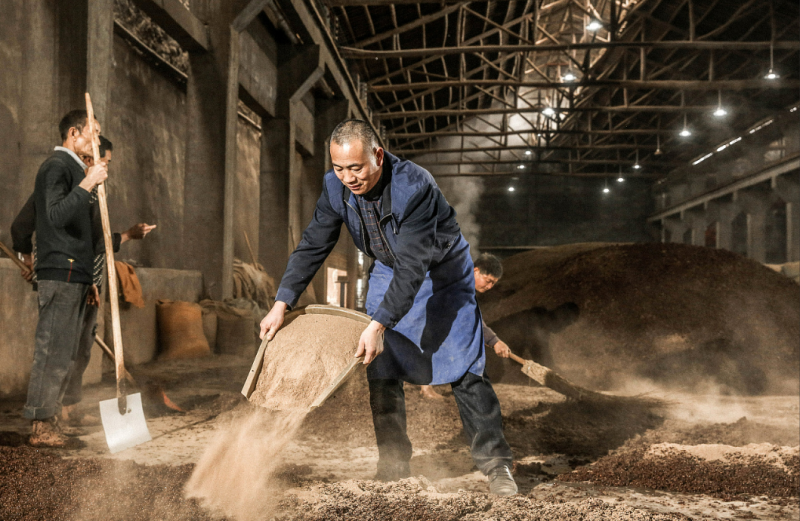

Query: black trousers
[368,372,513,475]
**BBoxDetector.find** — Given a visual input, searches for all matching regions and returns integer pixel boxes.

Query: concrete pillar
[705,200,737,251]
[773,175,800,262]
[86,0,113,124]
[735,189,772,263]
[259,119,290,280]
[663,217,690,244]
[683,209,707,247]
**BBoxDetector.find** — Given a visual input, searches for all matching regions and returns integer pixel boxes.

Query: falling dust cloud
[185,407,307,521]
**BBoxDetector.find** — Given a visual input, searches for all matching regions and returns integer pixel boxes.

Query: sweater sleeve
[11,193,36,254]
[275,182,344,309]
[482,320,499,348]
[43,161,90,228]
[371,184,437,329]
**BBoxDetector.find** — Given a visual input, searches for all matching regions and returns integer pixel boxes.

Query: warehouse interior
[0,0,798,519]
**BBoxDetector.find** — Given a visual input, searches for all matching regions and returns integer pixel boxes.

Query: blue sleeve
[371,184,437,328]
[275,182,344,308]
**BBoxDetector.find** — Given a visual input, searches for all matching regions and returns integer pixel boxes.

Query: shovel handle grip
[0,240,31,274]
[508,352,526,366]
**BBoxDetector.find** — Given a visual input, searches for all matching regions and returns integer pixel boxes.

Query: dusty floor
[0,354,797,520]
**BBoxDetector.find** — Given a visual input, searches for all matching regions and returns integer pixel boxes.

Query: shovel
[507,352,661,407]
[86,93,151,453]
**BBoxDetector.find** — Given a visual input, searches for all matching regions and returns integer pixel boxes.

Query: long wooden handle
[0,240,31,274]
[94,334,136,386]
[86,92,127,409]
[508,352,526,366]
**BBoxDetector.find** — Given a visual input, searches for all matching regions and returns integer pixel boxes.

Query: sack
[156,300,211,360]
[200,299,258,357]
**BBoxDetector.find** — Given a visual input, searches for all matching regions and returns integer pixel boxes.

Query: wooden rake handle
[0,239,32,275]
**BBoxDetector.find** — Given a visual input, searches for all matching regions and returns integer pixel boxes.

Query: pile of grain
[480,243,800,394]
[276,477,692,521]
[249,314,367,411]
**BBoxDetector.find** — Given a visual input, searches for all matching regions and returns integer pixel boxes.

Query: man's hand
[121,223,157,243]
[493,340,512,359]
[79,163,108,192]
[260,301,288,341]
[20,254,33,283]
[355,320,385,365]
[87,285,100,306]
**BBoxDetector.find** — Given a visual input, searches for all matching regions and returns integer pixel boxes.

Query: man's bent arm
[275,182,344,308]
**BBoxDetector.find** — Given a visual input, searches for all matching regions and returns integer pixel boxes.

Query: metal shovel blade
[99,393,151,454]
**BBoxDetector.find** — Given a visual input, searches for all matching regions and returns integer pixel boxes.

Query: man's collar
[54,146,88,170]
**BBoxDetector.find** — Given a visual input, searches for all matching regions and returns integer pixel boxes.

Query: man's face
[474,268,499,293]
[101,149,112,167]
[69,118,101,157]
[330,140,384,195]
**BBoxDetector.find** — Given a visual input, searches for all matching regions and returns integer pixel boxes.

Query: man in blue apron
[260,119,516,496]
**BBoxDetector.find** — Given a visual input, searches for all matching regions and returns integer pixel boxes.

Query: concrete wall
[0,260,41,398]
[107,33,188,269]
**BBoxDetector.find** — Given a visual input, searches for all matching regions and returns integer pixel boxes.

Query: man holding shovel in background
[11,134,156,436]
[260,119,517,496]
[10,110,108,448]
[419,253,511,400]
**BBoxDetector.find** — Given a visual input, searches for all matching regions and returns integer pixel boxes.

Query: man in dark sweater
[11,135,156,432]
[21,110,108,448]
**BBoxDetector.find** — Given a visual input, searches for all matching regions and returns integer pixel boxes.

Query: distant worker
[419,253,511,400]
[259,119,517,496]
[13,135,157,431]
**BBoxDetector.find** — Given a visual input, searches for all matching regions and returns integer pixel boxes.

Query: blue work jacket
[275,151,463,329]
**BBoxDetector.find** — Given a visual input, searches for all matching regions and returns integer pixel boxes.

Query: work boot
[488,465,518,496]
[62,404,101,427]
[374,461,411,482]
[29,418,84,449]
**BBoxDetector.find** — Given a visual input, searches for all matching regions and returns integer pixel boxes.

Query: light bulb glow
[713,107,728,117]
[680,128,692,137]
[562,71,577,82]
[508,186,515,192]
[587,20,602,31]
[764,69,779,80]
[517,164,525,170]
[617,177,625,182]
[633,163,641,170]
[525,150,532,156]
[542,107,555,116]
[602,187,610,193]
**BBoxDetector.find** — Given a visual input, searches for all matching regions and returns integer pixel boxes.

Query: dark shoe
[488,465,518,496]
[374,461,411,482]
[29,418,85,449]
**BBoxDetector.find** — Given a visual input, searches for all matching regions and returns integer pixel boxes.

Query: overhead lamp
[586,19,603,31]
[679,114,691,137]
[713,90,727,117]
[542,107,555,116]
[617,165,625,182]
[508,186,516,192]
[517,164,525,170]
[632,149,641,169]
[562,70,577,82]
[764,44,780,79]
[525,150,532,156]
[602,178,610,194]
